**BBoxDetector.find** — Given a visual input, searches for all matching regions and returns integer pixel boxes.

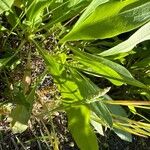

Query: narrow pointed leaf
[100,21,150,56]
[69,45,147,88]
[103,95,132,142]
[90,101,113,127]
[74,0,109,27]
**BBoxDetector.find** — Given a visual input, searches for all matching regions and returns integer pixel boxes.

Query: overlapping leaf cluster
[0,0,150,149]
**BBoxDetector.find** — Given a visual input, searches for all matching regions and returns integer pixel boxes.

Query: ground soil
[0,112,150,150]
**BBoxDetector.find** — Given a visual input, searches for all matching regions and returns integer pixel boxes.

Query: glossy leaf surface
[61,0,150,42]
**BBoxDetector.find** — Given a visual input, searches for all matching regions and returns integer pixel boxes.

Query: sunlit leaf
[68,44,147,88]
[10,86,36,133]
[67,105,99,150]
[34,40,99,150]
[91,119,104,136]
[74,0,109,27]
[61,0,150,42]
[0,0,14,14]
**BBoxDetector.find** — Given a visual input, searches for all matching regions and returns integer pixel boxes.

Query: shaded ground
[0,112,150,150]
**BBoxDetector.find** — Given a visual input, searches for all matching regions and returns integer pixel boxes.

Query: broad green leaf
[67,105,99,150]
[59,68,113,128]
[10,105,29,133]
[106,102,127,118]
[54,71,99,150]
[0,0,14,14]
[100,21,150,56]
[69,45,147,88]
[61,0,150,42]
[60,69,113,127]
[10,104,30,133]
[10,85,36,133]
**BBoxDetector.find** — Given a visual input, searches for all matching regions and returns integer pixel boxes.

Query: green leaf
[10,105,29,133]
[26,0,52,29]
[42,0,90,30]
[67,105,99,150]
[34,41,99,150]
[103,95,132,142]
[0,41,25,70]
[6,10,19,28]
[0,56,16,70]
[100,21,150,56]
[61,0,150,42]
[90,101,113,127]
[0,24,6,31]
[91,119,104,136]
[74,0,109,28]
[54,71,99,150]
[0,58,9,69]
[114,128,132,142]
[69,45,147,88]
[10,85,36,133]
[0,0,14,14]
[132,57,150,68]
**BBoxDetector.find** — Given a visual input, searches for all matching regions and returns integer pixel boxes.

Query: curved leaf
[90,101,113,127]
[10,87,35,133]
[100,21,150,56]
[74,0,109,27]
[61,0,150,42]
[68,45,147,88]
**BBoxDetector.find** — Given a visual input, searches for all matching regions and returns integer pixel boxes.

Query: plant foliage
[0,0,150,149]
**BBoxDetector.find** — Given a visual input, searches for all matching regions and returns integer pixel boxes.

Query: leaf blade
[61,0,150,42]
